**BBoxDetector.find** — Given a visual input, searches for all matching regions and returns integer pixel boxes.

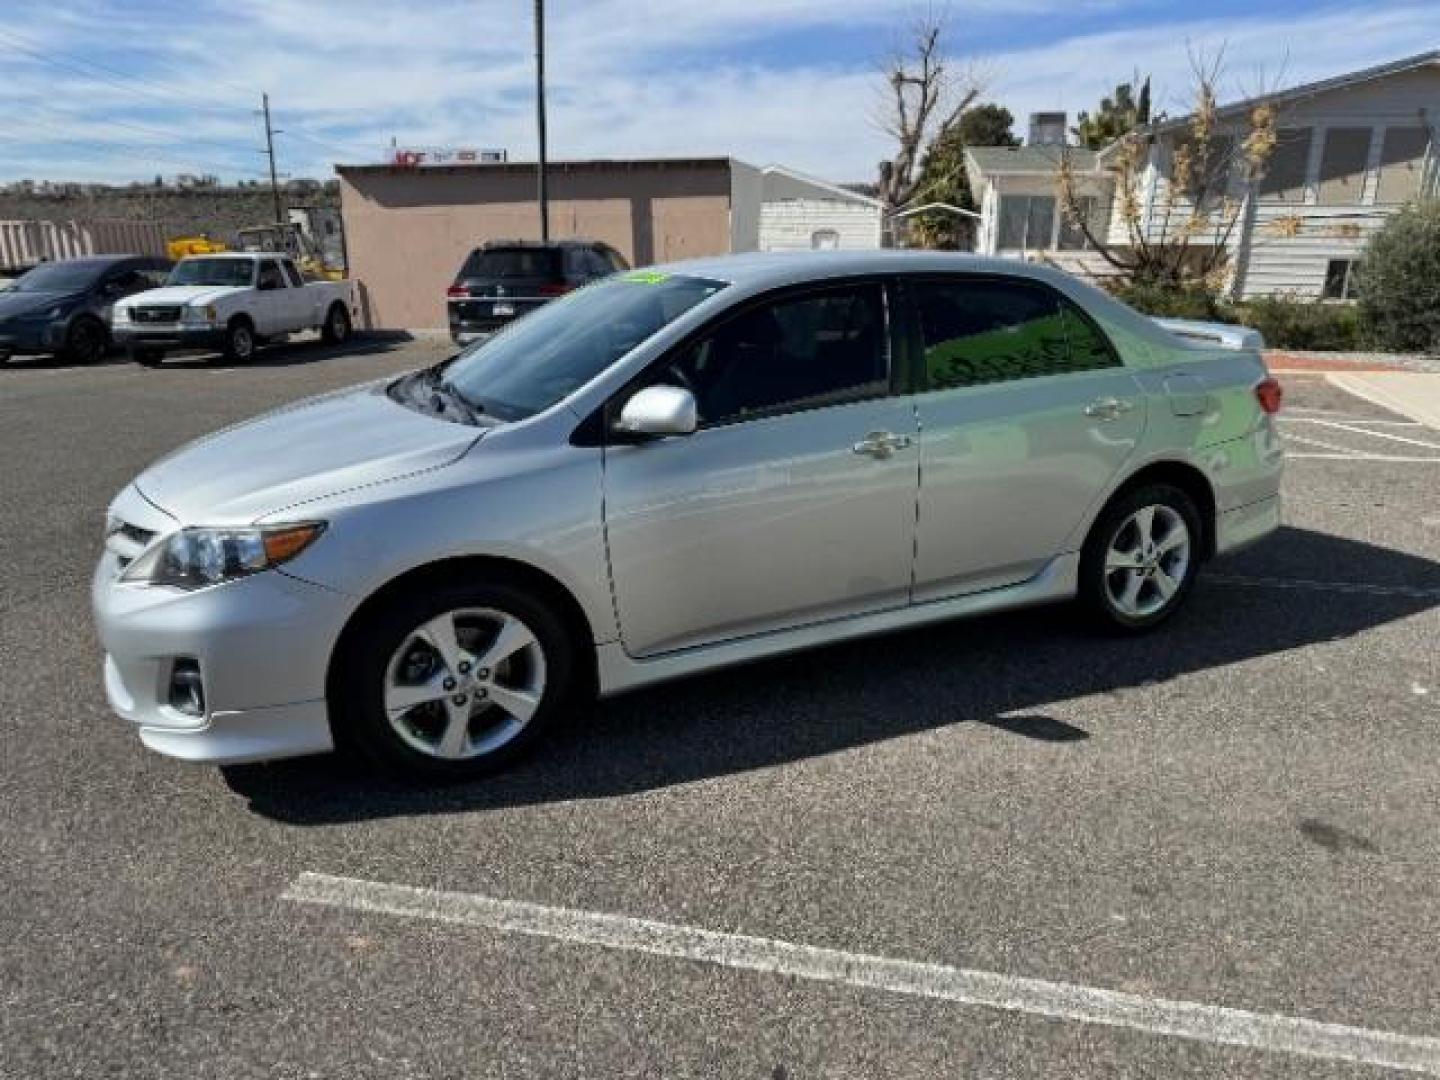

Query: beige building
[338,157,883,329]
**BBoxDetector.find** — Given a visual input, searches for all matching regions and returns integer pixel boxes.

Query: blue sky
[2,0,1438,186]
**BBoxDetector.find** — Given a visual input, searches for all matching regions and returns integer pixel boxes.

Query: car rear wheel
[1079,484,1201,632]
[321,302,351,345]
[223,318,256,363]
[335,580,580,780]
[62,317,107,364]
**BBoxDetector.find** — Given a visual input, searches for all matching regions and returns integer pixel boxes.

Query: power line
[0,122,270,179]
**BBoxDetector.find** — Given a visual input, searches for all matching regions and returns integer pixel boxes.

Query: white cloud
[1,1,1438,186]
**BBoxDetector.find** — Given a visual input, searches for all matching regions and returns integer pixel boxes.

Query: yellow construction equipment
[166,235,228,261]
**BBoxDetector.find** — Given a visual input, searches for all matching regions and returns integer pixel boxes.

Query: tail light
[538,282,574,297]
[446,284,469,298]
[1255,377,1283,415]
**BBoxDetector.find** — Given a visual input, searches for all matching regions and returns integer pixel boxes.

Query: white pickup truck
[112,252,356,364]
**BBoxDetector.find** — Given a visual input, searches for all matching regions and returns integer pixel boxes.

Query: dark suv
[446,240,629,344]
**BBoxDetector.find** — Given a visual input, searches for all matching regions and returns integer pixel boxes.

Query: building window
[1322,259,1360,300]
[1317,127,1373,205]
[996,195,1057,250]
[810,228,840,250]
[1057,196,1099,250]
[1260,128,1313,203]
[1375,127,1429,204]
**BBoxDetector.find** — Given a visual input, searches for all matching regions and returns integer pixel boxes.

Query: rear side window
[668,284,888,426]
[283,261,305,288]
[913,279,1118,390]
[460,247,561,279]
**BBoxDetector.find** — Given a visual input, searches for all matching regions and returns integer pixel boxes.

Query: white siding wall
[759,199,882,251]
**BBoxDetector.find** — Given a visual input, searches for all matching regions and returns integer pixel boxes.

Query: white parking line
[285,872,1440,1076]
[1280,432,1440,464]
[1287,419,1440,452]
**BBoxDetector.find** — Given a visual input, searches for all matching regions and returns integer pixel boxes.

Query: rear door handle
[852,431,912,459]
[1084,396,1134,421]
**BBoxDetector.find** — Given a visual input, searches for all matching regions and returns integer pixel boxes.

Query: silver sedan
[93,252,1284,780]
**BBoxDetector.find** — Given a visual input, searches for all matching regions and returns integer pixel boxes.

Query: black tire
[333,578,582,781]
[222,317,257,363]
[61,317,108,364]
[321,302,351,345]
[129,345,164,366]
[1078,483,1203,633]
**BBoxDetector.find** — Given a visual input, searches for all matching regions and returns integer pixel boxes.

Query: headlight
[120,523,325,589]
[182,305,218,324]
[113,307,131,324]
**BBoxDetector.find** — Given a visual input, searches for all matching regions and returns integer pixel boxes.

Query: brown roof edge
[335,156,739,174]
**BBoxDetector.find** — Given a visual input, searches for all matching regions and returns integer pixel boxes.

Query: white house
[730,163,886,252]
[964,50,1440,299]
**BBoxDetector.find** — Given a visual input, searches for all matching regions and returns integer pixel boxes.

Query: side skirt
[596,553,1080,697]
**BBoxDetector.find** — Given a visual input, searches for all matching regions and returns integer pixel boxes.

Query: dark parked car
[446,239,629,344]
[0,255,172,364]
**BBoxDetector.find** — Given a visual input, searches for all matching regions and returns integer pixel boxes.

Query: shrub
[1107,281,1365,351]
[1232,295,1364,352]
[1108,281,1223,320]
[1357,199,1440,353]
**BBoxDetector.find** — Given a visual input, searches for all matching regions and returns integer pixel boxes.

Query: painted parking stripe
[1207,573,1440,599]
[285,872,1440,1076]
[1287,418,1440,452]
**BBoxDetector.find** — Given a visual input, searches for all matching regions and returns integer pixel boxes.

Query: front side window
[665,284,888,426]
[442,272,727,422]
[257,260,284,290]
[913,278,1118,391]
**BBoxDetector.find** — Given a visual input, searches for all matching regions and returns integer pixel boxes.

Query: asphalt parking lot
[2,338,1438,1079]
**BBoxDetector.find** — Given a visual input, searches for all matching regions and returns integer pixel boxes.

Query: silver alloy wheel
[382,606,547,760]
[1103,504,1191,618]
[231,324,254,361]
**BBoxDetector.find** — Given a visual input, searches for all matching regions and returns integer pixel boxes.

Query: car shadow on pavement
[222,526,1440,824]
[151,332,416,370]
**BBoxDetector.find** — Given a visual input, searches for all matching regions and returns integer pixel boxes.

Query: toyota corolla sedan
[93,252,1284,780]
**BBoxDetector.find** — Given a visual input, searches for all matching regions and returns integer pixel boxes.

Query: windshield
[442,272,728,421]
[167,259,254,287]
[11,262,103,293]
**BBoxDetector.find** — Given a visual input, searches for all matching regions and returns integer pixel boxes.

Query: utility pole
[534,0,549,241]
[260,92,284,226]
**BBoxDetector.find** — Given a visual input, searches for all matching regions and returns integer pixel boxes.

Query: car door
[281,260,317,327]
[906,275,1146,602]
[254,259,289,334]
[602,280,920,657]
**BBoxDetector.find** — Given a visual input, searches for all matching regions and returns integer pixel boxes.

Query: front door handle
[1084,396,1135,421]
[852,431,912,459]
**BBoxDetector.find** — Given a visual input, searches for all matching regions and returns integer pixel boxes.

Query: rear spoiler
[1154,317,1264,352]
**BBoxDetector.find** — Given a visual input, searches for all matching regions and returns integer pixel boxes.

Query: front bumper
[92,525,354,764]
[0,319,64,358]
[113,325,226,353]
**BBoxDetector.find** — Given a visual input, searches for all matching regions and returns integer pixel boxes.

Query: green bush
[1108,282,1365,351]
[1357,199,1440,353]
[1232,295,1364,352]
[1109,281,1223,320]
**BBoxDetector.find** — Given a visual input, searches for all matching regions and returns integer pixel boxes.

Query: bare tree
[875,12,984,214]
[1056,48,1277,290]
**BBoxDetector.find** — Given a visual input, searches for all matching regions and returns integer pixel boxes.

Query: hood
[0,289,77,320]
[120,285,248,308]
[134,380,484,523]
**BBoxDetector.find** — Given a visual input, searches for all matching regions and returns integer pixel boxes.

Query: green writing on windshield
[623,270,670,285]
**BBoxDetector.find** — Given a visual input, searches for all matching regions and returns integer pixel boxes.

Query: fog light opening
[168,658,206,718]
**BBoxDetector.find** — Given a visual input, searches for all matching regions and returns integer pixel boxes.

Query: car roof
[477,239,607,250]
[646,249,1095,290]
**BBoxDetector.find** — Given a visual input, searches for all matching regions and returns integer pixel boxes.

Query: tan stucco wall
[339,162,733,329]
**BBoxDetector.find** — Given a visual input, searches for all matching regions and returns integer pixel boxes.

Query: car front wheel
[1079,484,1202,632]
[335,580,579,780]
[223,318,256,363]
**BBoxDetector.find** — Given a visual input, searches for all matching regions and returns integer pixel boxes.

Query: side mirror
[614,385,697,438]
